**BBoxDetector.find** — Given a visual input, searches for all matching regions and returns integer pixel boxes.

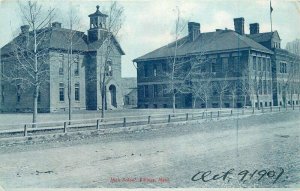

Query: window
[74,55,79,76]
[278,83,281,94]
[280,62,287,73]
[163,84,168,96]
[162,63,167,73]
[258,57,261,71]
[201,63,206,72]
[267,60,271,72]
[16,84,21,103]
[233,57,239,71]
[153,64,157,76]
[144,65,148,77]
[153,84,158,97]
[211,59,217,72]
[144,85,149,97]
[1,61,4,74]
[59,83,64,101]
[262,58,266,71]
[38,91,41,103]
[253,56,256,70]
[75,83,80,101]
[263,80,267,94]
[222,58,228,71]
[1,85,4,103]
[105,60,112,76]
[59,54,64,75]
[259,79,263,95]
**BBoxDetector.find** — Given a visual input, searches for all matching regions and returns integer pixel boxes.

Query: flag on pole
[270,0,273,13]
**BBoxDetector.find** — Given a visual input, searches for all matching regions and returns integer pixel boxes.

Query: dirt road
[0,111,299,189]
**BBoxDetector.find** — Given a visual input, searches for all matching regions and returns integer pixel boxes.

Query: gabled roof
[247,31,281,43]
[49,28,88,52]
[1,27,88,56]
[1,27,126,56]
[134,29,273,62]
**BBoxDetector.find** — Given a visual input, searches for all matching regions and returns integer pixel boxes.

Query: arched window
[106,60,113,76]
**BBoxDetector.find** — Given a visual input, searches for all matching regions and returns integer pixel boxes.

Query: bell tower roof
[88,5,108,18]
[87,5,108,43]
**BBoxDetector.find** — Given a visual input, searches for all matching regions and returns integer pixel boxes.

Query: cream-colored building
[0,6,131,112]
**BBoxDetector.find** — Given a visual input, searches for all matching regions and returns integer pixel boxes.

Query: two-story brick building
[134,17,300,109]
[0,6,132,112]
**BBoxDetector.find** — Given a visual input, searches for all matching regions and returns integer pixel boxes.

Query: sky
[0,0,299,77]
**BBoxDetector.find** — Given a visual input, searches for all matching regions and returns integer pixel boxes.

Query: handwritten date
[191,168,284,184]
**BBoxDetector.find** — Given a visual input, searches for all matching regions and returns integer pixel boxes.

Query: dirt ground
[0,111,299,190]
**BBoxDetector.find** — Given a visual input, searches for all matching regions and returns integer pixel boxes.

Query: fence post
[202,112,205,119]
[186,113,188,121]
[210,111,213,120]
[217,111,220,118]
[148,116,151,124]
[279,106,281,111]
[252,107,255,114]
[24,125,27,137]
[293,104,295,110]
[231,110,233,116]
[96,119,100,130]
[168,114,171,123]
[63,122,67,133]
[123,117,126,127]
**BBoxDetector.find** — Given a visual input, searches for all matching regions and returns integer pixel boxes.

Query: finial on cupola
[96,5,100,11]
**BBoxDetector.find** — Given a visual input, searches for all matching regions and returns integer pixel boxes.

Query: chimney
[233,17,245,35]
[20,25,29,34]
[249,23,259,34]
[188,22,200,41]
[52,22,62,28]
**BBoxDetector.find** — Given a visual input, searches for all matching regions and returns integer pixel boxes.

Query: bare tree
[60,6,85,123]
[240,67,253,107]
[214,74,230,109]
[99,1,124,118]
[2,1,54,125]
[165,7,187,113]
[182,55,212,109]
[252,61,264,109]
[192,74,213,110]
[281,58,298,108]
[229,81,237,108]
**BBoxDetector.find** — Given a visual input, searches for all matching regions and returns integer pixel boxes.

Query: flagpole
[270,0,273,32]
